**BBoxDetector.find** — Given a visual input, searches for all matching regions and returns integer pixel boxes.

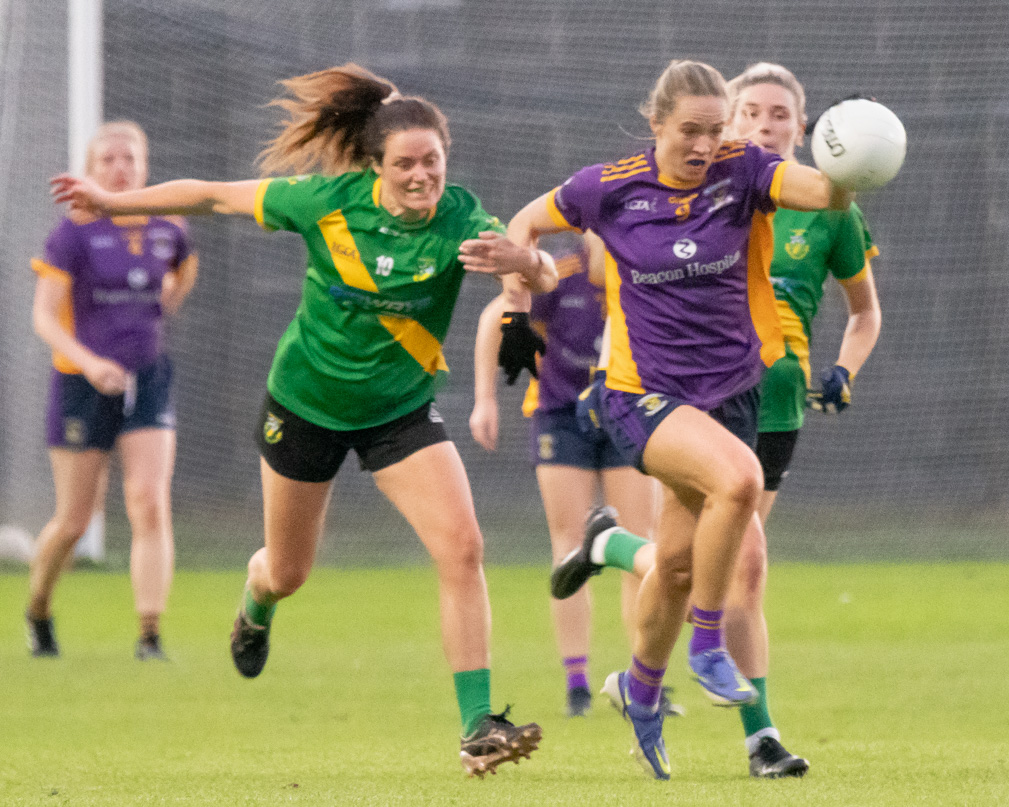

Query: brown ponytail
[257,63,450,177]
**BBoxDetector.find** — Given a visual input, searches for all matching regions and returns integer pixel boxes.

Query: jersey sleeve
[32,219,80,281]
[744,141,788,214]
[530,283,558,328]
[254,174,331,233]
[829,204,875,283]
[170,218,194,267]
[546,164,605,233]
[461,194,507,241]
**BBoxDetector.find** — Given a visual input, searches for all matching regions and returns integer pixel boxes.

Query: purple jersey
[32,216,193,373]
[547,141,787,410]
[524,251,605,414]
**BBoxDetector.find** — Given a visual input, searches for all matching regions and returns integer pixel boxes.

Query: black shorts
[255,393,449,483]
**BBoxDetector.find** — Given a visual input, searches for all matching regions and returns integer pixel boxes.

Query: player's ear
[371,158,383,177]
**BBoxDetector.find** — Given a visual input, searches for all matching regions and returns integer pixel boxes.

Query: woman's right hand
[83,355,130,396]
[469,398,500,452]
[50,174,113,217]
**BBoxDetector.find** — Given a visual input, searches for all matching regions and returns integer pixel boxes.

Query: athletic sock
[740,676,775,742]
[627,655,666,712]
[455,668,492,736]
[688,605,724,655]
[243,587,276,628]
[590,528,648,572]
[563,655,589,691]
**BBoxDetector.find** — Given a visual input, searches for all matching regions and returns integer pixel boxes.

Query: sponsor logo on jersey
[631,249,741,285]
[151,235,176,261]
[328,285,434,316]
[624,198,657,212]
[378,225,408,238]
[673,239,697,259]
[637,393,669,417]
[90,235,117,249]
[127,267,149,289]
[559,296,587,309]
[263,413,284,444]
[785,229,810,260]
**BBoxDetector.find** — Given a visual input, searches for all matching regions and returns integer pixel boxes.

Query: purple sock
[689,605,724,655]
[627,655,666,712]
[564,655,589,691]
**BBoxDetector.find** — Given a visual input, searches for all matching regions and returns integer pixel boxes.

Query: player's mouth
[686,158,706,167]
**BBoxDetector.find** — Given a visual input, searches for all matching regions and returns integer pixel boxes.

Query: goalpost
[68,0,105,561]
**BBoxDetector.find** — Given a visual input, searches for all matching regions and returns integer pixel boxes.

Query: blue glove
[807,365,852,413]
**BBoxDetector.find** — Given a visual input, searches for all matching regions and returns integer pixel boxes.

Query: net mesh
[2,0,1008,564]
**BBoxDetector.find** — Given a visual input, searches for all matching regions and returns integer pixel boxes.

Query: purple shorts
[46,356,176,451]
[596,382,760,471]
[529,404,627,470]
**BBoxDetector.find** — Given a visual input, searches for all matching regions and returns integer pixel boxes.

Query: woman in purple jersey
[27,121,198,661]
[471,233,661,718]
[496,59,854,780]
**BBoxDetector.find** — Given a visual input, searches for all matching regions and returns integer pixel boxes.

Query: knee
[124,484,168,535]
[715,455,763,514]
[48,513,90,547]
[653,552,693,597]
[431,523,485,579]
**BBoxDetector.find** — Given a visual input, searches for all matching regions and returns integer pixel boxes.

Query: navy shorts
[529,404,627,470]
[45,356,176,451]
[591,379,760,472]
[256,393,450,483]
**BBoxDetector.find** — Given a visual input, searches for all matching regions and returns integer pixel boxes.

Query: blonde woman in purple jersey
[494,59,853,779]
[28,121,198,661]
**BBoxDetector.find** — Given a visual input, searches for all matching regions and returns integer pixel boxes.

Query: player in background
[549,62,882,778]
[28,121,198,661]
[501,59,855,780]
[51,64,554,778]
[470,232,661,717]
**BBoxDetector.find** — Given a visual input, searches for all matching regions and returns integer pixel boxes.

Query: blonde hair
[726,62,807,126]
[257,63,450,177]
[640,59,727,123]
[84,120,148,176]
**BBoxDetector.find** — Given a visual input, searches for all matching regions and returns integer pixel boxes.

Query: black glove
[806,365,852,414]
[498,312,546,385]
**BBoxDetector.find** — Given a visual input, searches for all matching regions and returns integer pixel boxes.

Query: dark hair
[258,63,450,176]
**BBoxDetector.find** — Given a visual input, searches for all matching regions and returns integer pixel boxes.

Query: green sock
[243,588,276,628]
[454,668,492,736]
[600,529,648,573]
[740,676,774,737]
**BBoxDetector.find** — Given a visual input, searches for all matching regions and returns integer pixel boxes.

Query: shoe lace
[487,705,514,726]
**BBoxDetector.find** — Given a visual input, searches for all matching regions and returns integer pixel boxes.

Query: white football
[811,99,907,191]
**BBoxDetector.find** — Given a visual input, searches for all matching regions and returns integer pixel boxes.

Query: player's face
[731,83,804,160]
[650,95,728,186]
[375,128,447,221]
[89,135,148,193]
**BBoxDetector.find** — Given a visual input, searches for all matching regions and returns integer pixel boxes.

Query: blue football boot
[601,670,671,780]
[688,648,759,706]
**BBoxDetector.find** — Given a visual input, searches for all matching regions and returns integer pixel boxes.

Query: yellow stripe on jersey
[775,299,811,385]
[768,161,793,206]
[601,251,645,394]
[747,210,786,368]
[601,165,651,182]
[31,258,80,374]
[378,315,449,376]
[316,210,380,292]
[521,377,540,418]
[546,188,581,231]
[372,176,382,207]
[253,179,271,230]
[838,247,878,287]
[713,139,747,163]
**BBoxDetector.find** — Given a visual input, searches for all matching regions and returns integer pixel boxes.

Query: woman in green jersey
[546,62,882,779]
[51,63,555,778]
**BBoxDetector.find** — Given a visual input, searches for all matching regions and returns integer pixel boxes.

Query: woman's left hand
[459,232,537,278]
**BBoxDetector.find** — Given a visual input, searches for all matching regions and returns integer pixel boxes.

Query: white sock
[589,527,620,566]
[745,726,781,755]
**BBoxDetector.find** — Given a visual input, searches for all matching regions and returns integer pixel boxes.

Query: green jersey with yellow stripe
[255,170,503,431]
[758,203,878,433]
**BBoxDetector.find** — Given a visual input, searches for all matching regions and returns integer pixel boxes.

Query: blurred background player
[52,64,554,777]
[509,58,856,780]
[550,62,882,778]
[470,231,660,717]
[28,120,198,661]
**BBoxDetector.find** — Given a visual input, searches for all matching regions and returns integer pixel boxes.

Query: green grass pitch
[1,562,1007,805]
